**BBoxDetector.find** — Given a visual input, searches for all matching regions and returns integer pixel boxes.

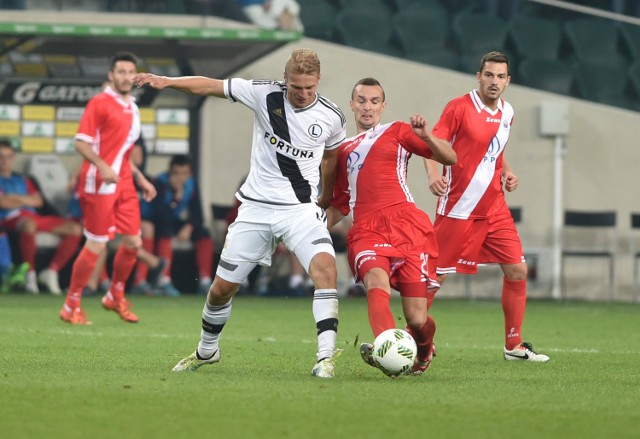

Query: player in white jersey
[134,48,346,377]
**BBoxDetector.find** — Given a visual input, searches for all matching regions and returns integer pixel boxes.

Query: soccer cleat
[25,270,39,294]
[101,294,139,323]
[82,286,97,297]
[359,342,376,368]
[311,349,343,378]
[411,343,437,375]
[155,282,181,297]
[38,268,62,295]
[6,262,30,291]
[198,281,211,296]
[131,281,153,296]
[147,258,168,289]
[172,349,221,372]
[60,305,92,325]
[504,342,550,362]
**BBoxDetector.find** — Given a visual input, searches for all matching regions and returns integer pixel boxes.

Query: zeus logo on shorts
[458,258,476,266]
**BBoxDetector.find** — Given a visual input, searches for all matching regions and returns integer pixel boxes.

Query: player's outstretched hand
[133,73,167,89]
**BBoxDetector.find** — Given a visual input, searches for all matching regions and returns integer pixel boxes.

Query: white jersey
[224,78,346,206]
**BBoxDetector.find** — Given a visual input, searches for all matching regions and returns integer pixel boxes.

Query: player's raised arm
[410,114,456,165]
[133,73,225,98]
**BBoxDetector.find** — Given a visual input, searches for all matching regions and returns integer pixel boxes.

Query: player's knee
[308,252,337,286]
[209,278,238,305]
[504,262,527,281]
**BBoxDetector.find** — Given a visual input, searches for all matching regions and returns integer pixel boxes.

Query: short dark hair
[169,154,191,169]
[479,51,510,75]
[0,138,13,149]
[111,52,139,70]
[351,77,385,101]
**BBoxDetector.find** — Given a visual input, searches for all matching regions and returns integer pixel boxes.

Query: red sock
[18,232,36,268]
[195,237,213,278]
[110,246,138,302]
[406,315,437,361]
[134,237,154,284]
[66,247,100,309]
[502,277,527,349]
[49,235,81,272]
[367,288,395,338]
[156,238,173,278]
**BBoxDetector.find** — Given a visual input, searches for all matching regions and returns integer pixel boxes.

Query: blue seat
[508,15,562,61]
[334,9,400,56]
[518,59,573,95]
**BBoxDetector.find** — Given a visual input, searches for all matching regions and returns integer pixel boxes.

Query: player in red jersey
[327,78,456,375]
[424,51,549,362]
[60,52,156,325]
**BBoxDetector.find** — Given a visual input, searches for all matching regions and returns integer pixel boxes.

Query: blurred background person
[0,140,82,295]
[237,0,304,31]
[141,154,213,295]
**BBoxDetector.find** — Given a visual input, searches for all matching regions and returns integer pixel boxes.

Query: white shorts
[216,202,336,284]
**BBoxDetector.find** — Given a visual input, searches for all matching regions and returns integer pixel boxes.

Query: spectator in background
[237,0,304,31]
[141,154,213,295]
[0,139,82,295]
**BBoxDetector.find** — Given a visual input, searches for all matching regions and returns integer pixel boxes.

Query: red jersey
[75,87,140,195]
[332,121,433,221]
[431,90,514,220]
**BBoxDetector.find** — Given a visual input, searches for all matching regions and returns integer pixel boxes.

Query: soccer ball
[372,328,417,377]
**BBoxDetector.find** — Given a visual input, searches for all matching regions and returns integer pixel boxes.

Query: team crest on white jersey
[308,123,322,138]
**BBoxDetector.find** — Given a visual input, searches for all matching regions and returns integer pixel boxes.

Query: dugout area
[0,11,300,292]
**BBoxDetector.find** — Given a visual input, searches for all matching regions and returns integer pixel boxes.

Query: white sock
[197,300,232,359]
[289,273,304,288]
[312,289,339,361]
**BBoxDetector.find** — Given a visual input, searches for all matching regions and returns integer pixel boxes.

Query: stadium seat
[404,47,459,70]
[518,59,573,95]
[393,5,450,57]
[628,61,640,106]
[630,213,640,303]
[27,155,71,249]
[334,9,400,56]
[27,154,70,217]
[561,210,617,300]
[390,0,446,12]
[564,17,620,62]
[298,0,338,41]
[334,0,391,15]
[573,57,631,108]
[451,12,509,73]
[620,23,640,61]
[508,15,562,61]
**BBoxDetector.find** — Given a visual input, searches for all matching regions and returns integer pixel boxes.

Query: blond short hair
[285,48,321,77]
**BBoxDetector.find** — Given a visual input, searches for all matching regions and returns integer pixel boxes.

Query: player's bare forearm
[326,206,345,228]
[410,114,456,165]
[318,148,339,209]
[0,193,42,209]
[76,140,119,184]
[133,73,225,97]
[423,158,448,197]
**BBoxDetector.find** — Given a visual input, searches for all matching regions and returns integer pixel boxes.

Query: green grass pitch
[1,294,639,439]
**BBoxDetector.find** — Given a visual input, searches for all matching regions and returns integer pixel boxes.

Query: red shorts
[434,204,524,275]
[80,184,140,242]
[347,204,439,297]
[1,210,68,232]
